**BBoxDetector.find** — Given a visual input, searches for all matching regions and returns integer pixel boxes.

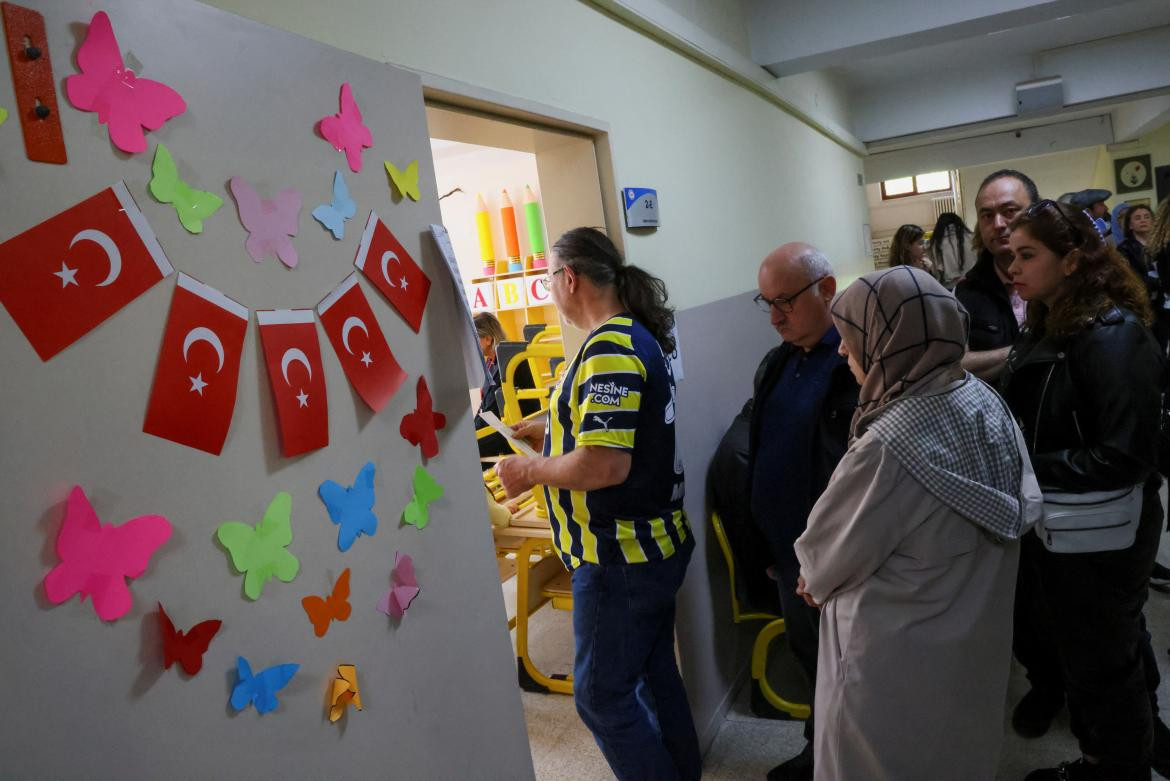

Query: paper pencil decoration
[500,188,521,269]
[2,3,66,163]
[329,664,362,722]
[377,551,419,620]
[301,568,351,638]
[229,177,301,268]
[0,181,173,360]
[64,11,186,154]
[158,603,221,676]
[403,466,444,530]
[475,193,495,271]
[319,462,378,552]
[319,83,372,173]
[143,274,248,455]
[230,656,299,715]
[257,309,329,457]
[399,376,446,459]
[311,170,356,240]
[523,185,547,268]
[43,486,172,622]
[384,160,420,201]
[317,273,406,412]
[353,211,431,332]
[150,143,222,234]
[217,492,301,600]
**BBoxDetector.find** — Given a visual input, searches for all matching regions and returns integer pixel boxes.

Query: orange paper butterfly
[301,568,352,637]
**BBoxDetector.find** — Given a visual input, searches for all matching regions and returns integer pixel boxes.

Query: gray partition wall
[0,1,533,778]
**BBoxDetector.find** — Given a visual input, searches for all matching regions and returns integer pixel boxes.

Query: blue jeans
[571,545,701,781]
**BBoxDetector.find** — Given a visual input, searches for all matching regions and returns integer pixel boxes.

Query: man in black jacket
[748,243,859,781]
[956,169,1038,379]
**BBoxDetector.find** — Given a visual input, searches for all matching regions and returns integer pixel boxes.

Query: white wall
[1107,121,1170,208]
[957,147,1104,227]
[866,183,941,239]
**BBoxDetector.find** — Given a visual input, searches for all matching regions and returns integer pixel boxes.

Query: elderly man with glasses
[748,243,859,781]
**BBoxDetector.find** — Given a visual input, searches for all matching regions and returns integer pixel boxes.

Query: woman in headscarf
[794,265,1042,780]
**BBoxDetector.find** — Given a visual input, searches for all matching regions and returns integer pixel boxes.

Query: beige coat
[795,432,1034,781]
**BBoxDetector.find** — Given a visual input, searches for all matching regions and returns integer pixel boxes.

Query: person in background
[1117,205,1167,350]
[473,311,537,458]
[1065,188,1114,241]
[794,265,1039,781]
[1111,202,1131,248]
[749,242,859,781]
[955,169,1038,379]
[1144,198,1170,593]
[999,200,1165,781]
[928,211,974,289]
[887,224,933,275]
[496,227,700,781]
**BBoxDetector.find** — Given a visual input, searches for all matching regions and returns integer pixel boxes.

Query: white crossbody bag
[1037,486,1143,553]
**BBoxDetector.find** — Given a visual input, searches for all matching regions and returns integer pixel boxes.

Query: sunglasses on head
[1023,199,1085,246]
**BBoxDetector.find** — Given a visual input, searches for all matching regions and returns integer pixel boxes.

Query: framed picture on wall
[1114,154,1153,194]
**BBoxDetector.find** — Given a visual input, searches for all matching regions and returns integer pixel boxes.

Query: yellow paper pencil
[475,193,496,275]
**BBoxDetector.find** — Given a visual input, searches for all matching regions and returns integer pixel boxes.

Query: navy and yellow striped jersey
[543,314,690,569]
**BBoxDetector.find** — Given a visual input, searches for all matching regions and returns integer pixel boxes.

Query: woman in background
[887,224,933,276]
[929,212,974,289]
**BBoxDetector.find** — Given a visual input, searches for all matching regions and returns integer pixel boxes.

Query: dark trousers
[776,567,820,743]
[1017,485,1162,774]
[571,546,701,781]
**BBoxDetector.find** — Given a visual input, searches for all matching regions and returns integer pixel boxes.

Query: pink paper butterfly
[319,83,372,173]
[377,551,420,621]
[64,11,187,154]
[229,177,302,269]
[43,486,172,622]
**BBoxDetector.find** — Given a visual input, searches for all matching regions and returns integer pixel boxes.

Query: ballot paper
[478,410,540,458]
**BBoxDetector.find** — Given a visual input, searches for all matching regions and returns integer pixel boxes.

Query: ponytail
[551,227,676,354]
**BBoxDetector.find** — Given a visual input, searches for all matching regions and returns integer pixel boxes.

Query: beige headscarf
[831,266,969,438]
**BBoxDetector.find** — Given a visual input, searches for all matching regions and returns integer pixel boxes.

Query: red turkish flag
[0,181,174,360]
[353,211,430,333]
[143,274,248,455]
[317,273,406,412]
[257,309,329,457]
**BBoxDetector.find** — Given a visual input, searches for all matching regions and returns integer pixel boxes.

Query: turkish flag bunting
[353,211,430,333]
[143,274,248,455]
[0,181,174,360]
[318,273,406,412]
[257,309,329,457]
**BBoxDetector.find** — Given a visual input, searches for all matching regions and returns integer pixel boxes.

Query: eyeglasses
[537,266,567,292]
[754,276,826,314]
[1024,199,1085,246]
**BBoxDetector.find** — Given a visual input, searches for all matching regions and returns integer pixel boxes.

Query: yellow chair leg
[751,618,811,720]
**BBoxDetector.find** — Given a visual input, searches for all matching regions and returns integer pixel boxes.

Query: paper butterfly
[229,177,301,268]
[377,551,420,620]
[0,107,8,127]
[301,568,352,638]
[384,160,420,201]
[319,83,372,173]
[329,664,362,722]
[399,376,447,459]
[158,603,221,676]
[229,656,299,715]
[64,11,186,154]
[216,492,301,600]
[43,486,172,622]
[150,143,223,234]
[312,170,357,240]
[403,466,444,530]
[318,461,378,552]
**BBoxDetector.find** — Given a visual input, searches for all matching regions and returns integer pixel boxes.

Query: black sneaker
[1012,687,1065,738]
[766,742,813,781]
[1151,562,1170,592]
[1023,759,1103,780]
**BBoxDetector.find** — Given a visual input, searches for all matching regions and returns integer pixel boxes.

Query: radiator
[932,195,956,220]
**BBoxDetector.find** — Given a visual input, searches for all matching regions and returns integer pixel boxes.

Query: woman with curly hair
[999,200,1166,781]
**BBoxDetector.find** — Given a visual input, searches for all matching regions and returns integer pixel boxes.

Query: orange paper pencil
[500,188,521,266]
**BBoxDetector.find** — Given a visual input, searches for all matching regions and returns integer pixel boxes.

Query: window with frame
[880,171,951,200]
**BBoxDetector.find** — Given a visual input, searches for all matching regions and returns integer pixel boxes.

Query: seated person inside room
[474,311,538,458]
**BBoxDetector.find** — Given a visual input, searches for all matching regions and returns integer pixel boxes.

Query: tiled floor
[507,536,1170,780]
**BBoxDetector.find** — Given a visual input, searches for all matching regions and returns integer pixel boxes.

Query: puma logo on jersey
[593,415,614,432]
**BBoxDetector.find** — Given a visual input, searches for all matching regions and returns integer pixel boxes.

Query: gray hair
[794,248,834,292]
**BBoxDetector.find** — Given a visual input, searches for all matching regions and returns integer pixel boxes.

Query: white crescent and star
[380,251,408,290]
[341,316,368,355]
[55,229,122,288]
[183,327,226,375]
[280,348,312,386]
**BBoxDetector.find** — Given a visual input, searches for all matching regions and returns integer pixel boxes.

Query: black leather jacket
[998,306,1164,492]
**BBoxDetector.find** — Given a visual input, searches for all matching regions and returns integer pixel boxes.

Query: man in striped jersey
[497,227,700,781]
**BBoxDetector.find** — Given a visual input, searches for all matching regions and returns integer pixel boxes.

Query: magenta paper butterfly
[229,177,302,269]
[377,551,419,621]
[319,83,372,173]
[64,11,186,154]
[43,486,172,621]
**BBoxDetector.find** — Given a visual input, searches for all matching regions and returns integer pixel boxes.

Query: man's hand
[495,456,535,498]
[511,419,547,449]
[796,575,821,610]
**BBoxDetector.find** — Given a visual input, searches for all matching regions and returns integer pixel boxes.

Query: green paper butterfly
[150,143,223,234]
[217,492,301,600]
[403,466,444,530]
[0,107,8,127]
[384,160,420,202]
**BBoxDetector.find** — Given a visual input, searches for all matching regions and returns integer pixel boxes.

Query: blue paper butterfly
[319,461,378,552]
[311,169,357,239]
[229,656,299,714]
